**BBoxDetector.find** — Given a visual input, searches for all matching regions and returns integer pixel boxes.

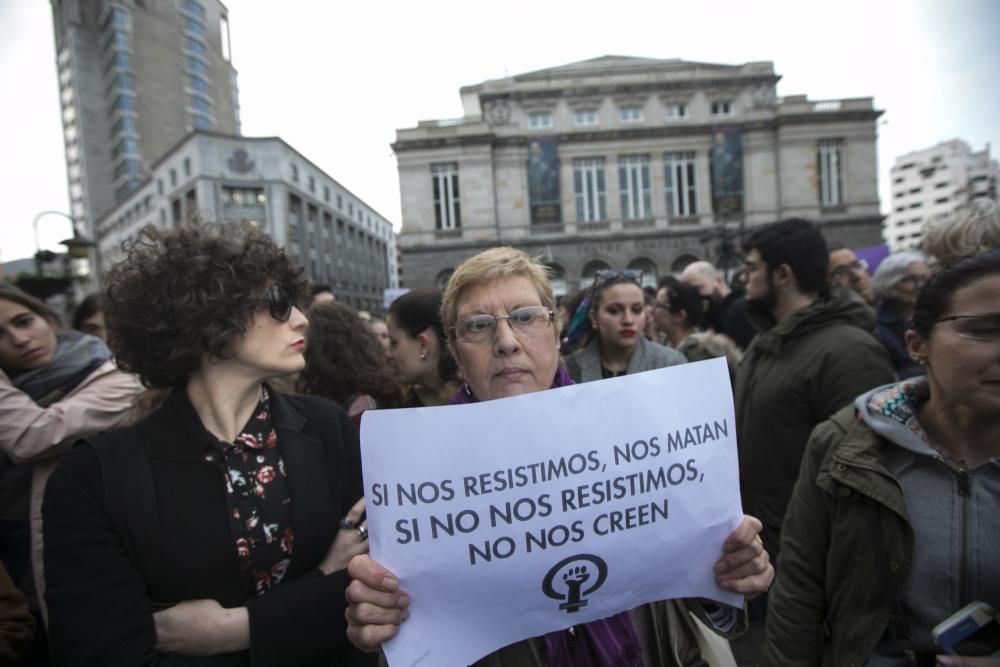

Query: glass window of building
[184,0,206,19]
[711,100,734,116]
[664,103,688,119]
[619,155,651,220]
[185,37,207,57]
[190,96,211,113]
[817,138,844,207]
[431,162,461,230]
[574,110,598,126]
[664,152,698,217]
[528,111,554,129]
[192,115,212,130]
[187,57,208,78]
[573,158,607,222]
[620,106,643,123]
[114,95,136,112]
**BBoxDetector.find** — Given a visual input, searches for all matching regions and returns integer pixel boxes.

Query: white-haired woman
[872,251,931,379]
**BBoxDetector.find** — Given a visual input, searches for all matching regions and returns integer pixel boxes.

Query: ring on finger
[357,524,368,540]
[339,515,355,529]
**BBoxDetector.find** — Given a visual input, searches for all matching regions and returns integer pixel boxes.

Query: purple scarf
[449,366,644,667]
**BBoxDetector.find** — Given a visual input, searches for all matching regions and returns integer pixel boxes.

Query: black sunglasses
[254,284,294,322]
[594,269,643,286]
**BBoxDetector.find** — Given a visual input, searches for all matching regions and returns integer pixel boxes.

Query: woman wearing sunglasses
[761,251,1000,666]
[564,270,686,383]
[345,246,773,666]
[42,225,374,666]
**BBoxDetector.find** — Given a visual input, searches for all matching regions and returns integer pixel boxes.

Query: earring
[420,352,427,361]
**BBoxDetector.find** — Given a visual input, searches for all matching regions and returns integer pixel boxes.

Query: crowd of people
[0,199,997,666]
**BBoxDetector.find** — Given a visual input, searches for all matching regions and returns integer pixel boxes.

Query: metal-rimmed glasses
[453,306,554,343]
[253,284,294,322]
[934,314,1000,341]
[830,258,869,282]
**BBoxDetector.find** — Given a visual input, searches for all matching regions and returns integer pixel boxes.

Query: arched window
[626,257,658,289]
[435,268,454,289]
[579,259,612,290]
[671,254,700,274]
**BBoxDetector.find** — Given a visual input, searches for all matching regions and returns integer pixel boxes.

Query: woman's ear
[905,329,927,366]
[415,329,435,361]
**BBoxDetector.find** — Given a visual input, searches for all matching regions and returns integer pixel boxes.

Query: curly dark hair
[298,303,403,409]
[103,223,307,388]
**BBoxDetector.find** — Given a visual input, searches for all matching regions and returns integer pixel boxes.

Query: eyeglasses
[898,274,928,289]
[830,258,869,281]
[594,269,643,286]
[254,284,294,322]
[453,306,554,343]
[934,314,1000,341]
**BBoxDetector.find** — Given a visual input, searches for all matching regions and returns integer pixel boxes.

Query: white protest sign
[360,357,743,667]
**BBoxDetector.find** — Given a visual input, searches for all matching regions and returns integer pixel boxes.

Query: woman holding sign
[42,224,374,666]
[345,246,773,666]
[761,251,1000,666]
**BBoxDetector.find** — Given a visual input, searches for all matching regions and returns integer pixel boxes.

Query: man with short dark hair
[309,283,336,307]
[735,219,893,565]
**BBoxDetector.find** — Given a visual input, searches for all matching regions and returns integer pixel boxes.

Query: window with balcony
[618,155,651,220]
[817,138,844,207]
[664,152,698,217]
[573,158,607,222]
[431,162,461,230]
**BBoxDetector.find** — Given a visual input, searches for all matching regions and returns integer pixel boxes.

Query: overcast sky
[2,0,998,262]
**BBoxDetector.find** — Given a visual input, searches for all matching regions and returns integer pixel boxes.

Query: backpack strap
[86,431,158,583]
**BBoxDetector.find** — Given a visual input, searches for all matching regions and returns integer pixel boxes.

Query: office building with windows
[393,56,884,293]
[885,139,999,251]
[96,132,398,313]
[51,0,240,242]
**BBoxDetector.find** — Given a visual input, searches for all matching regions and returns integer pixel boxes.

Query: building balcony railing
[529,223,565,236]
[668,215,701,226]
[434,228,463,240]
[577,221,611,233]
[622,218,655,230]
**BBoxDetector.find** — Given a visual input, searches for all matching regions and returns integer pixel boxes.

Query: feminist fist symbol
[542,555,608,613]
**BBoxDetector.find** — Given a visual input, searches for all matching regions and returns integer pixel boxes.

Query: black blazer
[42,387,376,666]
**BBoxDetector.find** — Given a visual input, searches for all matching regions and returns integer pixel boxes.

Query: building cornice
[392,110,883,153]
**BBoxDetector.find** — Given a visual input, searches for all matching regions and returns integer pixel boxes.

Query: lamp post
[23,210,96,303]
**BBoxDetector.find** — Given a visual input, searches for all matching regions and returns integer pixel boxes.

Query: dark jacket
[733,287,893,560]
[874,301,923,380]
[564,336,686,384]
[42,388,375,667]
[760,405,913,666]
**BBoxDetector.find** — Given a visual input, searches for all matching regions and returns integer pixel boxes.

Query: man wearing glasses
[828,243,874,305]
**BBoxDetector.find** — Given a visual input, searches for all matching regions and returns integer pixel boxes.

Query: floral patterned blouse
[203,387,294,596]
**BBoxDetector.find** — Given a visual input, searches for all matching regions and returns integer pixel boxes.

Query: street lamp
[21,211,96,302]
[32,210,95,275]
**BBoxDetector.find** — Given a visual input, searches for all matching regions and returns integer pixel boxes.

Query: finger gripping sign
[360,357,743,667]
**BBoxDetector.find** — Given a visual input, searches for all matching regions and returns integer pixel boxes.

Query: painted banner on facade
[711,127,744,215]
[528,138,562,224]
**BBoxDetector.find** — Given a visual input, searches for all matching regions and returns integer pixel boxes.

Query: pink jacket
[0,361,141,620]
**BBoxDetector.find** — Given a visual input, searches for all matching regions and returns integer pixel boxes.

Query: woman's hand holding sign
[345,514,772,652]
[345,554,410,652]
[714,514,773,598]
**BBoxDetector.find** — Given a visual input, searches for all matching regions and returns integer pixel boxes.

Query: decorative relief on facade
[227,148,255,173]
[484,98,511,127]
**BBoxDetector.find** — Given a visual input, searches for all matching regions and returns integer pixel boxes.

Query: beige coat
[0,361,141,620]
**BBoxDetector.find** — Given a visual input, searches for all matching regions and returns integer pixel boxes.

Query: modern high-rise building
[51,0,240,240]
[885,139,999,251]
[393,56,885,293]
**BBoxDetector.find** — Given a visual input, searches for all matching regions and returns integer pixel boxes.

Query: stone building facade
[393,56,884,293]
[96,132,398,313]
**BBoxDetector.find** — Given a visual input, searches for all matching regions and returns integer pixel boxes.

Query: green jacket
[734,287,893,559]
[760,405,914,667]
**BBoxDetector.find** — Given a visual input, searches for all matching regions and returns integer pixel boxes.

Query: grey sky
[2,0,998,262]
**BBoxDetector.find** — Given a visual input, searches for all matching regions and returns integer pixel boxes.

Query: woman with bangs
[42,224,374,666]
[564,270,686,383]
